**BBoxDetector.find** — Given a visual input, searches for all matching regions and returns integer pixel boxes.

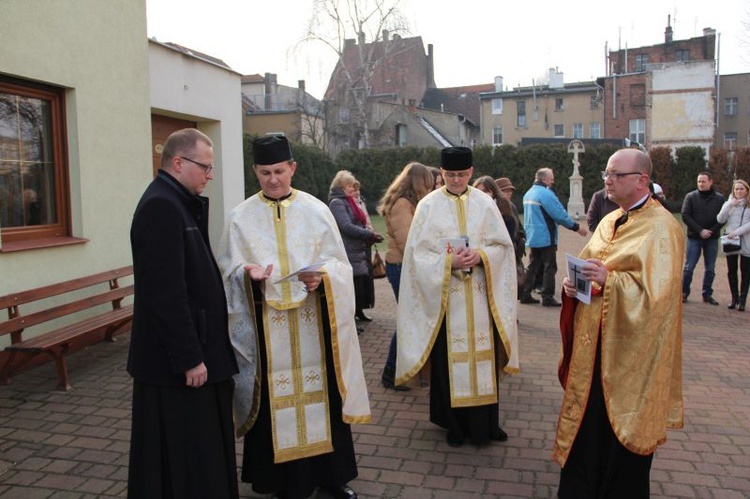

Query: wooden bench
[0,265,134,391]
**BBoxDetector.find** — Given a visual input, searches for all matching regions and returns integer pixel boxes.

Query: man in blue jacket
[521,167,587,306]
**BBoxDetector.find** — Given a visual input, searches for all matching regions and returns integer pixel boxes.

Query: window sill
[0,236,89,253]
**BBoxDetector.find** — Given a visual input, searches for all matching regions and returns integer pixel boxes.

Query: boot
[728,297,738,310]
[739,295,747,312]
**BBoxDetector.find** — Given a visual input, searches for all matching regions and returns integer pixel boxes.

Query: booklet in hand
[565,253,592,305]
[440,237,469,253]
[273,262,326,284]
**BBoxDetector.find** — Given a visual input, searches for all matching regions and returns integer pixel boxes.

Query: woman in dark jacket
[328,170,382,325]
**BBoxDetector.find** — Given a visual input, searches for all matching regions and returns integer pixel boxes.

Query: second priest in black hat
[394,145,520,447]
[218,136,371,499]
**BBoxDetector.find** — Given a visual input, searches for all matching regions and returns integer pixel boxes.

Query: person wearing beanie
[395,146,519,448]
[219,136,370,499]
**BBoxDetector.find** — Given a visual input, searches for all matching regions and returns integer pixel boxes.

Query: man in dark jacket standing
[681,171,725,304]
[127,128,239,499]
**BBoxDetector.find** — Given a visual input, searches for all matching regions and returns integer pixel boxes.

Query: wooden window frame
[1,76,74,251]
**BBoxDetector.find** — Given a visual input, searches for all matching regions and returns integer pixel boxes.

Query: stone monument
[567,140,585,219]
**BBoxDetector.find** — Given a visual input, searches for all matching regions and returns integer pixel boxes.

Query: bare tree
[299,0,410,151]
[296,92,328,150]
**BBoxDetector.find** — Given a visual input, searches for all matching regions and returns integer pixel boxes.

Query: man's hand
[562,276,578,297]
[563,259,608,299]
[451,247,480,270]
[581,259,608,286]
[298,272,323,292]
[245,264,273,281]
[185,362,207,388]
[699,229,712,239]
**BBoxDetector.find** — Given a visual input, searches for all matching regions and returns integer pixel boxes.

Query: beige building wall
[0,1,151,299]
[649,61,716,151]
[149,41,245,247]
[482,90,602,146]
[244,113,299,139]
[716,73,750,149]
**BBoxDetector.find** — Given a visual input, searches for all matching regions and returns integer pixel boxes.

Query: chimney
[494,76,503,92]
[298,80,306,103]
[264,73,277,111]
[344,38,355,48]
[382,29,388,41]
[665,15,673,44]
[426,44,436,88]
[358,31,366,45]
[549,68,564,89]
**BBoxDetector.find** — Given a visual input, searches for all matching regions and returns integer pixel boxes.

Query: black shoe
[446,431,464,447]
[491,427,508,442]
[682,293,688,303]
[381,369,411,391]
[703,296,719,305]
[542,298,562,307]
[520,296,540,304]
[319,485,358,499]
[739,302,746,312]
[355,311,372,322]
[728,300,738,310]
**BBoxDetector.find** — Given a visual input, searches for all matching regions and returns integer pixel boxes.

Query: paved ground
[1,228,749,498]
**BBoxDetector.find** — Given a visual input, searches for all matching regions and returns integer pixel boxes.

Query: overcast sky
[146,0,750,98]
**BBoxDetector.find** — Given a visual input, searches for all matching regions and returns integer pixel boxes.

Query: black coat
[681,188,725,240]
[128,170,238,386]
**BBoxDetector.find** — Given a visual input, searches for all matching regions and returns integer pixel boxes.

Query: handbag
[721,206,746,254]
[721,235,741,254]
[372,246,387,279]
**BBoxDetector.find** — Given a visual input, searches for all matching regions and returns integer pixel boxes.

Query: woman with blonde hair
[328,170,383,326]
[377,162,435,389]
[717,178,750,310]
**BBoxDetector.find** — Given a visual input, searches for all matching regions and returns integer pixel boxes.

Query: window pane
[0,88,59,231]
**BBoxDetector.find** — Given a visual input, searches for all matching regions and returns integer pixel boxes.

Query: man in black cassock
[127,128,239,499]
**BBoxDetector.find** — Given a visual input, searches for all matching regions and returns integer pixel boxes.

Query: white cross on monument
[567,140,585,219]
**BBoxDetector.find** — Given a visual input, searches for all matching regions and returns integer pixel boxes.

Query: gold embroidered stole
[446,192,498,407]
[263,195,333,463]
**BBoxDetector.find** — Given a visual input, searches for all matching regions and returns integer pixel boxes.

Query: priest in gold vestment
[554,148,684,498]
[218,136,370,499]
[395,146,519,447]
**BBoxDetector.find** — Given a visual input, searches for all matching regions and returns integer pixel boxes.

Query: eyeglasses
[442,171,471,179]
[179,156,214,175]
[601,170,643,180]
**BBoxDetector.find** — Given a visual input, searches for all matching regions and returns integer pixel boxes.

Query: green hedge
[243,134,750,214]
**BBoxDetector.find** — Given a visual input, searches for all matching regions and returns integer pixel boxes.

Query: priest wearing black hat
[218,136,371,499]
[394,146,520,447]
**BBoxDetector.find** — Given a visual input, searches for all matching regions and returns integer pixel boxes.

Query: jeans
[384,263,401,372]
[682,237,719,298]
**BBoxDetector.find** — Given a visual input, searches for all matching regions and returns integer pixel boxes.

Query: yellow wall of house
[0,1,151,297]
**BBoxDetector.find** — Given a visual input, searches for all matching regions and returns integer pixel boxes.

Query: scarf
[346,195,368,226]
